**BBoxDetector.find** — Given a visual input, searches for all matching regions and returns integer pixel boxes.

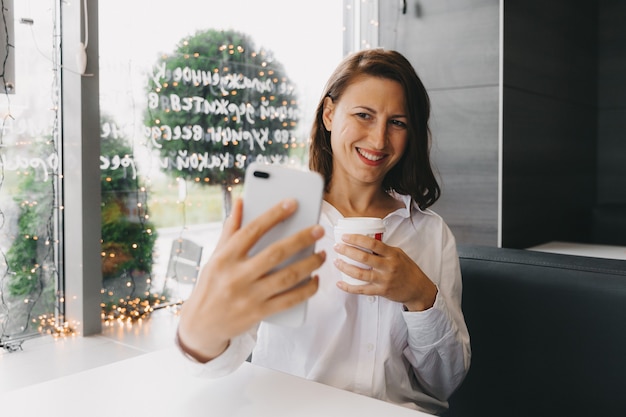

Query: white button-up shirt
[187,194,471,414]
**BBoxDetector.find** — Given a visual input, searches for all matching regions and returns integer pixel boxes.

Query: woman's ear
[322,96,334,132]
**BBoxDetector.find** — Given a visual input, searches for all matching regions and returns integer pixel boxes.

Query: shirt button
[366,343,374,352]
[368,296,376,303]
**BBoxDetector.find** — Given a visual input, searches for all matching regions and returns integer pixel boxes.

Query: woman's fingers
[251,249,326,301]
[244,223,325,277]
[333,234,385,272]
[215,197,244,248]
[338,233,385,255]
[258,275,321,320]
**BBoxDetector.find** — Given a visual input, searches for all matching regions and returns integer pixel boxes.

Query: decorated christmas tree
[144,29,302,217]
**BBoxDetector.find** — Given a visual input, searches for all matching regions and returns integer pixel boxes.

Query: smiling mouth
[357,147,386,162]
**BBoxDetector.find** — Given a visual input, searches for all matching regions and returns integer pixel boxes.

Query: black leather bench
[445,245,626,417]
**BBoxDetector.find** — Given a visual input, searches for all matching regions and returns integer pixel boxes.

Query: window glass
[0,1,62,344]
[98,1,343,316]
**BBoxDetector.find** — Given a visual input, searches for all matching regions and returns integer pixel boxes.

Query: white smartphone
[241,162,324,327]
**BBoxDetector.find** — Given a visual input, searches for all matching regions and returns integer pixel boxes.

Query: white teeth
[357,148,384,161]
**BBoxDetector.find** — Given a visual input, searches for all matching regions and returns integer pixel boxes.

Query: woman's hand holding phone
[177,197,326,363]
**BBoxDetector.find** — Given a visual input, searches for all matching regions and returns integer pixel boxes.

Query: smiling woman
[177,49,470,415]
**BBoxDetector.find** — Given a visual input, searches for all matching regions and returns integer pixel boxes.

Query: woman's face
[322,75,408,188]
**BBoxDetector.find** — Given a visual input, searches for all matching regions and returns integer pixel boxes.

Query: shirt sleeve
[176,325,258,379]
[401,225,471,401]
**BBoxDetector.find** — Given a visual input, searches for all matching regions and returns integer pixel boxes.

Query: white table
[0,347,430,416]
[528,240,626,260]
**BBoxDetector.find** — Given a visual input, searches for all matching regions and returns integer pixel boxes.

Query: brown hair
[308,49,440,210]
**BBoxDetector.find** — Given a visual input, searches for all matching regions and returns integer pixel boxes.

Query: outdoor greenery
[5,120,163,330]
[100,121,161,319]
[4,145,60,337]
[6,173,56,299]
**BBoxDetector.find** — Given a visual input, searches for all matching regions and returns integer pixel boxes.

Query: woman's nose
[370,121,388,149]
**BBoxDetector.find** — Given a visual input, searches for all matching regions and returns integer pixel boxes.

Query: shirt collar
[321,192,420,223]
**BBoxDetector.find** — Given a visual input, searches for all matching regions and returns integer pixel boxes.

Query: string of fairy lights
[37,0,67,339]
[0,0,70,348]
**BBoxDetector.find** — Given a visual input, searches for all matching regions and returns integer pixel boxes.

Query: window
[1,0,348,345]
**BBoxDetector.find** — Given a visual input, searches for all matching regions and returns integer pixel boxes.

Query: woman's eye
[355,112,371,120]
[391,119,407,128]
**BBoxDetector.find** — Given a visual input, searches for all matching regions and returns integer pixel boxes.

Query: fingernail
[282,198,297,210]
[311,225,324,238]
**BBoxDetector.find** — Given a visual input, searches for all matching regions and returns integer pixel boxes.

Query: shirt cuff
[402,290,453,348]
[175,330,255,378]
